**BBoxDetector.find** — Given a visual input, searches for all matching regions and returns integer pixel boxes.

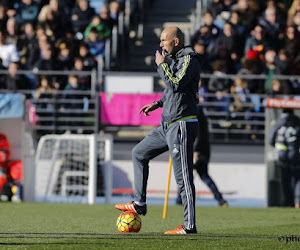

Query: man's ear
[174,37,179,46]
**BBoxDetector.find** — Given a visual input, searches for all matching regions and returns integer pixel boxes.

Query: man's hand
[155,50,166,66]
[139,102,159,116]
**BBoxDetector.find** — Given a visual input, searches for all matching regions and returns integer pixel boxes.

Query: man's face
[159,30,176,56]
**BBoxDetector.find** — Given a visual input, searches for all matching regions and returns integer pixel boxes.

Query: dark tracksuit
[132,46,200,230]
[176,105,225,205]
[269,111,300,206]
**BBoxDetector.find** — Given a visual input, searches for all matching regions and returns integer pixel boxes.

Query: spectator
[71,0,95,35]
[208,59,231,116]
[15,0,39,27]
[72,57,91,89]
[85,27,106,58]
[33,45,63,89]
[99,5,116,32]
[229,77,252,127]
[231,0,258,32]
[0,30,20,68]
[78,42,96,70]
[84,15,111,40]
[193,39,212,74]
[292,9,300,33]
[280,25,300,64]
[37,0,65,39]
[17,22,40,69]
[3,62,30,91]
[0,4,8,31]
[6,17,19,45]
[34,75,55,129]
[244,24,272,57]
[195,11,220,40]
[287,0,300,26]
[228,10,247,46]
[57,42,73,70]
[108,1,120,23]
[191,26,215,55]
[258,7,284,49]
[262,48,277,92]
[207,0,224,19]
[237,58,263,93]
[266,79,285,96]
[213,22,242,67]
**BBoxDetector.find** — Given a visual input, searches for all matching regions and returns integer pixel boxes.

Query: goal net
[265,98,300,206]
[34,133,113,204]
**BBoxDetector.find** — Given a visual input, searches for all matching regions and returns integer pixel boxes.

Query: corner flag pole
[163,156,172,219]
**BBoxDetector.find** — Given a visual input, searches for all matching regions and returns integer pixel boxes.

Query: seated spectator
[17,22,40,69]
[262,48,278,92]
[213,22,242,68]
[34,75,54,101]
[34,75,55,129]
[78,42,96,70]
[84,15,111,40]
[231,0,258,32]
[230,77,251,114]
[61,74,86,114]
[73,57,91,89]
[99,4,116,32]
[194,11,220,40]
[15,0,39,27]
[108,1,121,23]
[266,79,286,96]
[6,17,19,45]
[71,0,95,36]
[193,39,212,74]
[37,0,65,39]
[191,26,215,54]
[3,62,30,91]
[0,4,8,31]
[244,24,272,57]
[280,25,300,63]
[287,0,300,26]
[207,0,224,19]
[85,27,106,58]
[258,7,284,50]
[238,58,263,93]
[208,59,231,115]
[57,42,73,70]
[292,9,300,33]
[228,10,247,44]
[0,30,20,68]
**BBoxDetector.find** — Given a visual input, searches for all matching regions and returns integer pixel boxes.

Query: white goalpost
[32,133,113,204]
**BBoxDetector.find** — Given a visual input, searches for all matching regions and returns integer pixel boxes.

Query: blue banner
[0,93,24,119]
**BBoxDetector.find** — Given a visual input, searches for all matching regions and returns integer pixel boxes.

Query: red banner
[266,98,300,109]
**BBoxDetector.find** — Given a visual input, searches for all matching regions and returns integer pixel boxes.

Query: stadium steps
[122,0,197,72]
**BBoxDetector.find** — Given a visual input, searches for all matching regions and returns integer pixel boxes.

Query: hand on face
[155,50,166,65]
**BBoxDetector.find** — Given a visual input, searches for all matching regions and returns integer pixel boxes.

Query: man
[176,105,228,207]
[115,26,201,234]
[269,109,300,208]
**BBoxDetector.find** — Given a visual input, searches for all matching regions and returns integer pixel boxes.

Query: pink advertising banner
[100,93,163,126]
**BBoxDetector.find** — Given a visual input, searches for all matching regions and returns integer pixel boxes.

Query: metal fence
[2,69,300,144]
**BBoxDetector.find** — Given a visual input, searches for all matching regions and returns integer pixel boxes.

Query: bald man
[115,26,201,234]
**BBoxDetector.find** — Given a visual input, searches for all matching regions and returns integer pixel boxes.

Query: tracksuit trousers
[132,120,198,230]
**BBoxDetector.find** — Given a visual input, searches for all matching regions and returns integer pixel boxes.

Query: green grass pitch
[1,202,300,249]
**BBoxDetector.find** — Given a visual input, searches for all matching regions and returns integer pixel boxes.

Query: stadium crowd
[193,0,300,98]
[0,0,299,103]
[0,0,124,91]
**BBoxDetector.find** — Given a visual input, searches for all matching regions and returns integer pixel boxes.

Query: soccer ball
[116,211,142,233]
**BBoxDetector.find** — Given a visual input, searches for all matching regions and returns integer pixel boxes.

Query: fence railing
[2,70,300,144]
